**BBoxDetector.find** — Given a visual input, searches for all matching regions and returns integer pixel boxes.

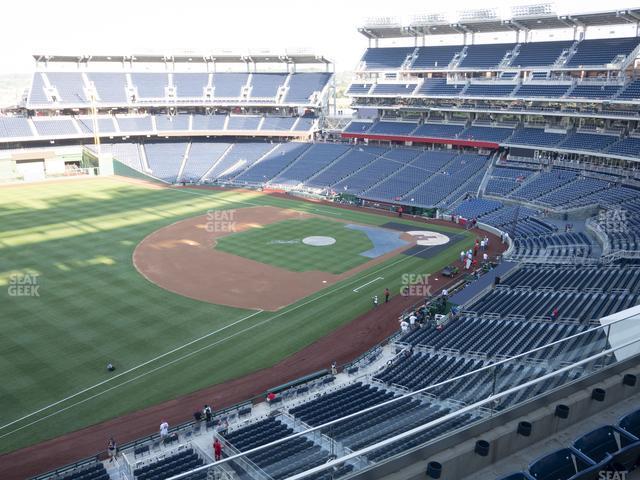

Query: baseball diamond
[0,177,474,461]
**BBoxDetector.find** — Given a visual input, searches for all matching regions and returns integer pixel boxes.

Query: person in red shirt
[266,392,276,403]
[213,438,223,461]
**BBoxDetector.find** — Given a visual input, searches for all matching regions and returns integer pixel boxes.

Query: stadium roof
[32,52,332,65]
[358,7,640,39]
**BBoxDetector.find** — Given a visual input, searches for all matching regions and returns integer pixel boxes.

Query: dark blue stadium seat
[573,425,640,470]
[511,40,574,67]
[566,37,640,67]
[619,408,640,438]
[528,448,596,480]
[361,47,415,70]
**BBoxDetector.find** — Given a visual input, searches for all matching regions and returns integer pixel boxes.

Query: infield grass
[0,178,472,454]
[215,217,374,273]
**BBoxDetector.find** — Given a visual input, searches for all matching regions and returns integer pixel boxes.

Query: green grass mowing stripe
[0,234,469,450]
[0,183,256,414]
[0,309,263,434]
[215,217,374,273]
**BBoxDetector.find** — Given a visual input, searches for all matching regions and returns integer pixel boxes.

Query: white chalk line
[0,188,259,432]
[0,309,264,433]
[312,208,343,216]
[1,187,452,438]
[0,314,278,440]
[353,276,384,293]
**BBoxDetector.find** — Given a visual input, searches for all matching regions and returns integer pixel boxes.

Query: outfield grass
[215,217,374,274]
[0,178,472,454]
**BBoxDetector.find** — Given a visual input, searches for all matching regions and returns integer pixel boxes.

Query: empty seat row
[500,407,640,479]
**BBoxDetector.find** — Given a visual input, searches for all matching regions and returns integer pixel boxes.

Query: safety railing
[163,309,640,480]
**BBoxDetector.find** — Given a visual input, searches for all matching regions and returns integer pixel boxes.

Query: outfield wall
[111,159,165,184]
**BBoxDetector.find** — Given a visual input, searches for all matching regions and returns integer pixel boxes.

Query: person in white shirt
[480,239,486,251]
[409,314,417,328]
[400,320,409,333]
[442,288,448,299]
[160,420,169,440]
[460,250,465,262]
[483,252,489,264]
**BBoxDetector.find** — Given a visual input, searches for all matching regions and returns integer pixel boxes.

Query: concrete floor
[467,391,640,480]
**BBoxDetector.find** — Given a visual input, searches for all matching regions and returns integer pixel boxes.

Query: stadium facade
[4,5,640,480]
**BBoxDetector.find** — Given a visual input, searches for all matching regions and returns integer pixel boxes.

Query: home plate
[406,231,450,246]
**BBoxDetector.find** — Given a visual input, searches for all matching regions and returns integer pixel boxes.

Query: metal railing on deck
[164,310,640,480]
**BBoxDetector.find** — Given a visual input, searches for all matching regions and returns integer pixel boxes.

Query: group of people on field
[460,235,491,270]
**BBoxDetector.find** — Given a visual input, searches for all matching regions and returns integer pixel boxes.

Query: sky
[1,0,639,74]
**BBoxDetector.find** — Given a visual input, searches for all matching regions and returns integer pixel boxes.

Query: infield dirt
[133,205,417,311]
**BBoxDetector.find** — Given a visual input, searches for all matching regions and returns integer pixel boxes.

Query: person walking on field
[384,288,390,303]
[373,295,379,308]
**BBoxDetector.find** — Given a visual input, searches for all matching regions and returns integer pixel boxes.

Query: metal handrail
[164,311,640,480]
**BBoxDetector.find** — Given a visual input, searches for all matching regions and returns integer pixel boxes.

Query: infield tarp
[344,224,409,258]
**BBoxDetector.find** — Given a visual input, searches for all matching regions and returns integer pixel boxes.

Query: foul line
[0,309,263,433]
[353,276,384,292]
[1,187,455,439]
[0,188,265,432]
[312,208,342,216]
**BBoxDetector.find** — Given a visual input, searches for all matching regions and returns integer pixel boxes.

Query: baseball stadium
[2,2,640,480]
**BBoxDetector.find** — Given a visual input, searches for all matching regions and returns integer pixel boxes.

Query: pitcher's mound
[302,236,336,246]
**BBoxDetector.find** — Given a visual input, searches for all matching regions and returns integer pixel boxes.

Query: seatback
[529,448,594,480]
[619,408,640,438]
[574,425,620,462]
